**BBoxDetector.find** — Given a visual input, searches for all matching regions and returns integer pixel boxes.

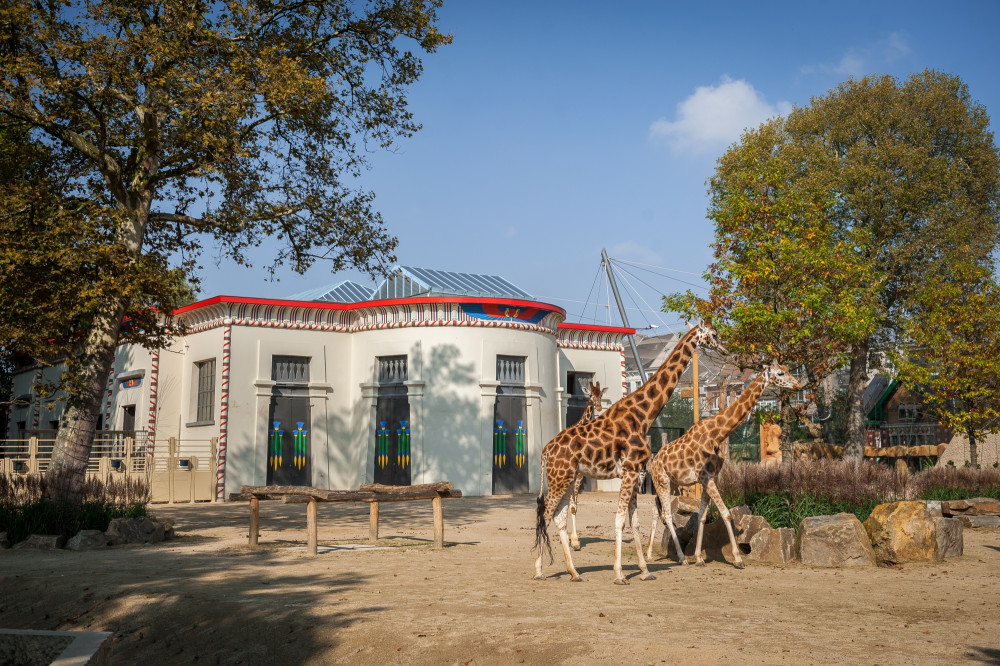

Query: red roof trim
[173,294,568,318]
[557,322,635,335]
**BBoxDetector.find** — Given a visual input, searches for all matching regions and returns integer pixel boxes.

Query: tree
[668,70,1000,461]
[666,118,879,462]
[0,0,450,502]
[894,263,1000,467]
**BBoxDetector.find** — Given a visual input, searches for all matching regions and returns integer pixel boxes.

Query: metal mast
[602,249,647,384]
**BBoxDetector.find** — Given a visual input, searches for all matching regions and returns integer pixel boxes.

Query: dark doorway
[266,356,311,486]
[373,356,411,486]
[565,371,595,427]
[493,356,529,494]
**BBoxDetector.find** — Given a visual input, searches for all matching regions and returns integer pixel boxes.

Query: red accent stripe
[558,322,635,334]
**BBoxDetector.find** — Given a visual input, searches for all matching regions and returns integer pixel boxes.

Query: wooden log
[249,496,260,548]
[369,501,379,542]
[432,494,443,549]
[360,482,454,494]
[282,494,319,504]
[307,498,318,557]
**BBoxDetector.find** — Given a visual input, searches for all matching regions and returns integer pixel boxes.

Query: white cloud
[606,241,660,266]
[649,77,792,154]
[801,32,912,77]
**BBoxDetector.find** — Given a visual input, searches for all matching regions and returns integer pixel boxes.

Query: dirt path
[1,493,998,665]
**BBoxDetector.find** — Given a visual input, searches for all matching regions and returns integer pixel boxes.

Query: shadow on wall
[415,343,482,495]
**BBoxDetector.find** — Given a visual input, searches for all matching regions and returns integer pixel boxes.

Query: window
[898,404,918,422]
[196,359,216,422]
[272,356,310,383]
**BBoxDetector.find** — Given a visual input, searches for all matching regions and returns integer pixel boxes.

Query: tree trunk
[779,394,795,466]
[843,340,870,462]
[806,367,836,446]
[42,287,130,504]
[968,428,978,468]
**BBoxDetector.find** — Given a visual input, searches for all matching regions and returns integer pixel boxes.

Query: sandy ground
[1,493,999,665]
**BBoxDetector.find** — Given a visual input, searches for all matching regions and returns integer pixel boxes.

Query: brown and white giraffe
[645,360,802,568]
[568,380,607,551]
[534,322,727,584]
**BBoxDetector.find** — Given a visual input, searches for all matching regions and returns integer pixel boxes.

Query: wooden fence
[0,432,217,503]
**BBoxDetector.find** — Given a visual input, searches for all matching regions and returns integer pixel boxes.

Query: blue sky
[199,0,1000,333]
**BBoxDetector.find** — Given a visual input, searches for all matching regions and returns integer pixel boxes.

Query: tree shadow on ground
[0,546,382,664]
[965,646,1000,663]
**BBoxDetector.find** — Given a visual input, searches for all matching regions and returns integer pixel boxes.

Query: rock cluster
[0,517,174,551]
[941,497,1000,529]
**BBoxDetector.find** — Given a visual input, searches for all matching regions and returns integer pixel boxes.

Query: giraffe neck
[711,371,768,434]
[607,327,699,428]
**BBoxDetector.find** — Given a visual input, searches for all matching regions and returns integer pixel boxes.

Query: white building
[7,267,632,498]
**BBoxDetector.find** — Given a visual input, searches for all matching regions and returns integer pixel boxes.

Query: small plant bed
[0,474,150,546]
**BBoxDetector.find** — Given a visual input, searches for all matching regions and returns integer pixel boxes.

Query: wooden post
[369,501,380,542]
[249,496,260,548]
[307,497,318,556]
[432,494,444,549]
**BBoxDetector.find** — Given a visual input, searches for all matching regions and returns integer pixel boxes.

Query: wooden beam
[369,501,379,542]
[307,498,318,557]
[249,496,259,548]
[432,494,443,549]
[360,482,454,494]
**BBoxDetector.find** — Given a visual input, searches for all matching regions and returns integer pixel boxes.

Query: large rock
[106,517,165,545]
[747,527,795,564]
[863,501,938,565]
[736,514,772,546]
[941,498,1000,517]
[66,529,111,551]
[955,515,1000,529]
[933,517,964,558]
[12,534,66,550]
[796,513,876,568]
[682,505,753,564]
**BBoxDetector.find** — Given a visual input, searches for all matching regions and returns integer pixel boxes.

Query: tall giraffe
[534,322,727,584]
[645,360,802,568]
[568,381,607,551]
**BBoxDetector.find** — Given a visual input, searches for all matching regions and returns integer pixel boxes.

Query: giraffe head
[688,319,728,355]
[763,360,803,391]
[588,381,607,406]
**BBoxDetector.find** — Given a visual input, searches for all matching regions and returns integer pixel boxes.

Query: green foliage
[0,474,150,543]
[731,491,882,529]
[658,394,694,430]
[666,70,1000,459]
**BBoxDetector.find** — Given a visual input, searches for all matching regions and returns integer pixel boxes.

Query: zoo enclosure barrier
[0,431,218,503]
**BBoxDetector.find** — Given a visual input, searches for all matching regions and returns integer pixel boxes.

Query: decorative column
[147,350,159,454]
[104,369,114,430]
[216,321,232,501]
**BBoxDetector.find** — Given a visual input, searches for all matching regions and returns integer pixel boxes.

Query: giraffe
[645,360,802,568]
[568,381,607,551]
[534,321,728,584]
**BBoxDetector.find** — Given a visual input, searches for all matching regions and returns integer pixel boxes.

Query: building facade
[7,268,633,498]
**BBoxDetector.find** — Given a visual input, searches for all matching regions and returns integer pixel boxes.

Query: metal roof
[373,265,534,300]
[288,280,375,303]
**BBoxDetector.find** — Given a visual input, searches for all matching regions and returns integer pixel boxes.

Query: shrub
[0,474,150,544]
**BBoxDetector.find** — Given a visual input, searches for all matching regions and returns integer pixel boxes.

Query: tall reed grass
[716,459,1000,529]
[0,474,150,544]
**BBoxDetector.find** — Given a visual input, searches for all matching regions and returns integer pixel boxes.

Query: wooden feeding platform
[229,482,462,555]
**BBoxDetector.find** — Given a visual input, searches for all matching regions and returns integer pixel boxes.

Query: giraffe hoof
[639,572,656,581]
[695,560,706,567]
[733,560,746,570]
[613,577,629,586]
[532,574,545,581]
[572,544,581,552]
[570,575,584,583]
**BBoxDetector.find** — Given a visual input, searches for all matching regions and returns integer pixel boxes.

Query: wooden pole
[307,497,318,556]
[432,494,444,549]
[692,351,700,422]
[369,501,380,542]
[249,496,259,548]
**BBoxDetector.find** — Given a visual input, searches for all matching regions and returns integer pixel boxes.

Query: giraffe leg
[612,469,641,585]
[569,473,583,551]
[704,477,745,569]
[691,485,712,566]
[534,474,580,580]
[628,486,655,581]
[552,493,584,581]
[647,474,685,565]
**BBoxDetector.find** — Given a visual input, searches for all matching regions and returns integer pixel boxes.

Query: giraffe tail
[534,450,553,563]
